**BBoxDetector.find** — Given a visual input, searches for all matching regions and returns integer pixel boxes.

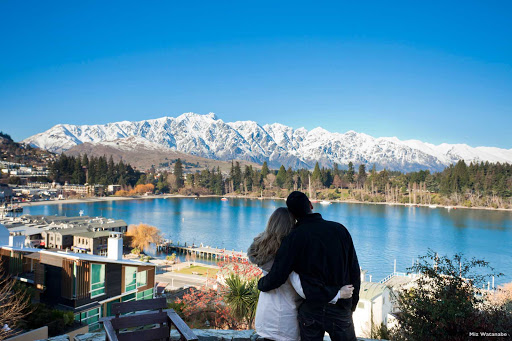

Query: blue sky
[1,1,511,148]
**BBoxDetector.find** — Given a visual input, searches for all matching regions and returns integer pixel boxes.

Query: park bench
[100,297,197,341]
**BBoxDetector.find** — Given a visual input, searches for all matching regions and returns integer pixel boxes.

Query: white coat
[254,262,303,341]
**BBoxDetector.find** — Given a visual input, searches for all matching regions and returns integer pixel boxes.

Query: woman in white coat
[248,207,353,341]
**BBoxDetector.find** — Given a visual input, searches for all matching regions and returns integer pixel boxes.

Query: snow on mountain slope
[23,112,512,171]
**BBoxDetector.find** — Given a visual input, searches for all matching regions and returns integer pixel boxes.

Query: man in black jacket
[258,191,360,341]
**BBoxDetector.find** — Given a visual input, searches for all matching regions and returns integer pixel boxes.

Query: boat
[221,197,228,201]
[319,200,331,205]
[429,205,437,209]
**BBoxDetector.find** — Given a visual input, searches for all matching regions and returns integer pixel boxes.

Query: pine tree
[347,162,355,184]
[357,164,367,188]
[276,165,287,188]
[174,158,184,189]
[312,162,321,182]
[261,161,269,178]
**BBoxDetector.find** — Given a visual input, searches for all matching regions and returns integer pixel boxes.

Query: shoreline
[19,193,512,212]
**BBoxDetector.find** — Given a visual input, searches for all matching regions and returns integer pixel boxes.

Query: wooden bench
[100,297,197,341]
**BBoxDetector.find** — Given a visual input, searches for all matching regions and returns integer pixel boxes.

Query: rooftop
[359,281,388,301]
[0,246,152,267]
[72,230,112,239]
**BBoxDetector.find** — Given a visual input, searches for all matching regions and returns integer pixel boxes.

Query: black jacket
[257,213,361,312]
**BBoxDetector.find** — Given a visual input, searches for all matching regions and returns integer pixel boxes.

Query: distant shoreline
[19,193,512,212]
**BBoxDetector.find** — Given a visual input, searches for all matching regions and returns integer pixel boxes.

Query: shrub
[390,250,510,341]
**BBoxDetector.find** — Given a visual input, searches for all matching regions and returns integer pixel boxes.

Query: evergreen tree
[276,165,287,188]
[285,167,294,190]
[346,162,355,184]
[174,158,184,189]
[357,164,367,187]
[312,162,321,182]
[261,161,269,178]
[233,162,242,191]
[244,166,253,192]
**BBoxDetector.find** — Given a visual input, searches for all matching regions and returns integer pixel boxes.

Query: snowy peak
[23,113,512,171]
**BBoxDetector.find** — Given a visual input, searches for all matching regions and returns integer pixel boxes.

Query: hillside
[0,132,56,167]
[64,136,261,173]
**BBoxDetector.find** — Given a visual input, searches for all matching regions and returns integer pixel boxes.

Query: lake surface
[23,198,512,284]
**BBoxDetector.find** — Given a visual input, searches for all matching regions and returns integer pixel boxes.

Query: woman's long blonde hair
[248,207,295,266]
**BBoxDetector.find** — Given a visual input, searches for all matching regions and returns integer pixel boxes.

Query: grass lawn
[176,265,219,277]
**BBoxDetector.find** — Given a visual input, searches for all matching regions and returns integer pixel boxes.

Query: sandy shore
[19,193,512,212]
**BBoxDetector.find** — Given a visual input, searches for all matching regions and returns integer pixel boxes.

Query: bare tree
[0,272,32,340]
[264,173,276,190]
[126,223,163,254]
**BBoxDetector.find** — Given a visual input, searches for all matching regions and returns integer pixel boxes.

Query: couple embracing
[248,191,360,341]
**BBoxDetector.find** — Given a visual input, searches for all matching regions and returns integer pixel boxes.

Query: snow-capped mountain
[23,112,512,171]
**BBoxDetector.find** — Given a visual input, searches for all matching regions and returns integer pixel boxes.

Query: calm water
[23,198,512,284]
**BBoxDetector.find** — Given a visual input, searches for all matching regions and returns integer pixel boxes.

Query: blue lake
[23,198,512,284]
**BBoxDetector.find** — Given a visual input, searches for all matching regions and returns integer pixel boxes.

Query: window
[357,302,365,309]
[137,270,147,288]
[136,288,153,300]
[77,308,101,331]
[125,267,137,292]
[121,293,136,302]
[90,263,105,297]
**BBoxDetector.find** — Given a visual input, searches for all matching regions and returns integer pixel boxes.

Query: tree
[391,250,510,341]
[126,223,163,254]
[346,162,355,184]
[312,162,321,183]
[357,164,367,188]
[0,272,32,339]
[275,165,287,188]
[333,174,343,189]
[174,159,184,190]
[156,175,169,193]
[261,161,269,178]
[264,173,276,190]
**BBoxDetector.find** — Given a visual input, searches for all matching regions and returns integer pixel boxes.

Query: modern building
[0,232,156,331]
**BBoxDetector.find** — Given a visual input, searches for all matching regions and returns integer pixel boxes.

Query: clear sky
[1,1,511,148]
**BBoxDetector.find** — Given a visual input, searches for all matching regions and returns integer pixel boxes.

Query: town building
[72,230,112,255]
[0,232,156,332]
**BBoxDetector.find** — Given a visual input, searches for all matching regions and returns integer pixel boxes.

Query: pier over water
[157,239,248,262]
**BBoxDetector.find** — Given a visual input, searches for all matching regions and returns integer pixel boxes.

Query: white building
[353,281,393,337]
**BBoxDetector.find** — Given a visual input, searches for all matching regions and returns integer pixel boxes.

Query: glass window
[78,307,101,329]
[136,270,147,288]
[137,288,153,300]
[125,267,137,292]
[121,293,136,302]
[91,263,105,297]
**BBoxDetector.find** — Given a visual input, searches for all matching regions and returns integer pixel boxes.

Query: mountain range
[23,112,512,172]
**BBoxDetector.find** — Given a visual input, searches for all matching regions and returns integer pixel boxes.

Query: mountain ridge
[23,112,512,171]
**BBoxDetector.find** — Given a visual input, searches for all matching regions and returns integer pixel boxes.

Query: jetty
[157,239,248,261]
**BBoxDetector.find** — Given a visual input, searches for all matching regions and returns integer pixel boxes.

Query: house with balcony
[0,231,156,331]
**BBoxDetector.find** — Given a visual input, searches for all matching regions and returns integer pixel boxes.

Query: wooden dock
[156,240,248,261]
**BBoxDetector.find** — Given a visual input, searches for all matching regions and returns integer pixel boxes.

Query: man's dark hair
[286,191,311,218]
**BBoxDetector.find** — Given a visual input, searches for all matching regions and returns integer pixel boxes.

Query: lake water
[23,198,512,284]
